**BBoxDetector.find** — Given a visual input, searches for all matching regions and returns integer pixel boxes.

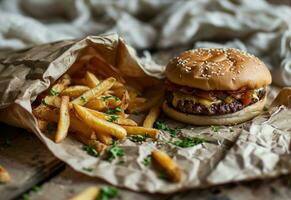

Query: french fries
[33,106,96,140]
[71,77,116,105]
[143,104,161,128]
[73,104,126,140]
[123,126,159,139]
[0,165,11,183]
[72,133,107,153]
[83,71,100,88]
[85,95,121,111]
[151,149,182,182]
[70,186,100,200]
[61,86,90,98]
[43,96,61,108]
[55,96,70,143]
[85,107,137,126]
[50,74,71,94]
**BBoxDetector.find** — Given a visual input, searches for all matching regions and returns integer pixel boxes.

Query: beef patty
[165,89,266,116]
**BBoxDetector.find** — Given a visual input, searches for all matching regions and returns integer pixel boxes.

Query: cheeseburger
[163,48,272,125]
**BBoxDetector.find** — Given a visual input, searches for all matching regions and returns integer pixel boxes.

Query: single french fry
[95,132,113,145]
[33,106,96,140]
[128,93,164,113]
[55,96,70,143]
[143,104,161,128]
[83,71,100,88]
[72,133,107,153]
[122,126,159,139]
[0,165,11,183]
[111,81,124,89]
[43,96,61,108]
[85,95,121,111]
[112,87,126,98]
[73,104,126,140]
[61,85,90,98]
[134,97,147,104]
[151,149,182,182]
[85,107,137,126]
[69,186,100,200]
[85,98,107,111]
[71,77,116,106]
[50,74,71,95]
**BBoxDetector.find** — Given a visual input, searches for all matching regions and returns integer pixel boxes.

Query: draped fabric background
[1,0,291,86]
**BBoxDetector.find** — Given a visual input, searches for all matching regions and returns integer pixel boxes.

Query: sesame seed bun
[165,48,272,91]
[162,95,267,125]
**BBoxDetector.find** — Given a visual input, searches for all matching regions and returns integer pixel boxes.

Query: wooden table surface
[0,122,290,200]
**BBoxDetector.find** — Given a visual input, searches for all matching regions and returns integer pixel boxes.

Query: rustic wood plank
[0,123,64,200]
[27,167,169,200]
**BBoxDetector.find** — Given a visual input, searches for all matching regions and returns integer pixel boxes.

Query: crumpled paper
[0,35,290,193]
[1,0,291,87]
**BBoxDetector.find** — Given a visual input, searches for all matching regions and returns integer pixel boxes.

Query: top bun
[165,48,272,91]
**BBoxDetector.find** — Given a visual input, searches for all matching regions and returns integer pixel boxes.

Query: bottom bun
[162,96,267,125]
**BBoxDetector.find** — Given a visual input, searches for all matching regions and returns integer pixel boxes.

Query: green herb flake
[80,96,87,103]
[22,193,30,200]
[82,144,99,157]
[31,185,41,193]
[143,156,151,166]
[49,89,58,96]
[263,106,268,111]
[107,115,119,122]
[158,171,168,180]
[155,120,179,137]
[105,107,122,115]
[97,186,118,200]
[211,125,220,132]
[129,134,149,143]
[101,95,120,102]
[46,122,56,134]
[106,141,124,162]
[41,99,47,106]
[82,167,93,172]
[172,137,204,148]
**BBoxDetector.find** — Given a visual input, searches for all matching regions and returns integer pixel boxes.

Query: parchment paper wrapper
[0,34,290,193]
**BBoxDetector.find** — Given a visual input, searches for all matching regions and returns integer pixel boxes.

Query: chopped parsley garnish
[105,107,122,115]
[172,137,204,148]
[97,186,118,200]
[143,156,151,166]
[106,141,124,161]
[101,95,120,101]
[211,125,220,132]
[82,144,99,157]
[22,185,41,200]
[80,96,86,103]
[158,171,168,180]
[82,167,93,172]
[41,99,47,106]
[22,193,30,200]
[129,134,149,143]
[31,185,41,193]
[263,106,268,111]
[49,89,58,96]
[155,120,179,137]
[107,115,119,122]
[46,122,56,134]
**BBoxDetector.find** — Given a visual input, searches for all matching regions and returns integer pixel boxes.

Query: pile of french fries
[32,49,182,183]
